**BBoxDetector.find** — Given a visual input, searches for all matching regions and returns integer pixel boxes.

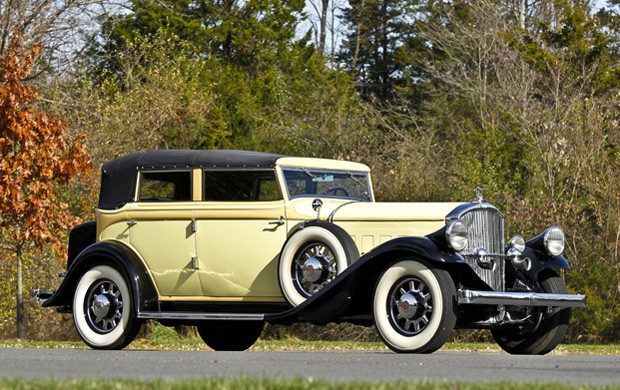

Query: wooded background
[0,0,618,343]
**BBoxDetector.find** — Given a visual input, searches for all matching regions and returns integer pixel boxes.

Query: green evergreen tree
[338,0,420,100]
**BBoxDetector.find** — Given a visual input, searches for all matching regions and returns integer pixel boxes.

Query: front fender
[268,236,462,324]
[43,241,158,314]
[519,246,571,289]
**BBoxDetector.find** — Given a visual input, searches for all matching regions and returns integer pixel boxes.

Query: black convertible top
[99,150,284,210]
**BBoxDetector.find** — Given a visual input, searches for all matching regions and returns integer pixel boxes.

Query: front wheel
[373,260,456,353]
[72,265,141,349]
[197,320,264,351]
[491,272,571,355]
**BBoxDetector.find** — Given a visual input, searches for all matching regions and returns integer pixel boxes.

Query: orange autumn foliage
[0,33,90,255]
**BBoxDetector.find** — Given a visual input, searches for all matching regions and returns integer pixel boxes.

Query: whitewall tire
[279,224,358,306]
[72,265,141,349]
[373,260,456,353]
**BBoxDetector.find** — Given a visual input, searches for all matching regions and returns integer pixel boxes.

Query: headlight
[544,226,565,256]
[446,220,468,251]
[508,235,526,252]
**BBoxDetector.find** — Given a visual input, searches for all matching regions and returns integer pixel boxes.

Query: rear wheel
[373,260,456,353]
[72,265,141,350]
[196,320,264,351]
[492,272,571,355]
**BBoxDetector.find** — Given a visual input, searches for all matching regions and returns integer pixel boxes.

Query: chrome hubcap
[293,243,337,297]
[92,294,111,318]
[388,277,433,335]
[302,257,323,283]
[396,293,418,319]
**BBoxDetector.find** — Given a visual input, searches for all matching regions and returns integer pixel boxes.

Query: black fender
[67,221,97,269]
[268,235,463,325]
[515,246,571,291]
[43,241,158,314]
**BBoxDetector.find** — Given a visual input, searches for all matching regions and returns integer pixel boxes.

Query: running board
[138,311,265,321]
[458,290,586,308]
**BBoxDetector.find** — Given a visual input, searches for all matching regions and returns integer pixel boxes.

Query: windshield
[282,168,372,201]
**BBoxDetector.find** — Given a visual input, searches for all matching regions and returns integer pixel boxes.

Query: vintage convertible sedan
[34,150,585,354]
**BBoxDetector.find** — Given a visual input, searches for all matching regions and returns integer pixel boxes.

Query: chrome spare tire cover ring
[387,276,433,336]
[84,279,124,334]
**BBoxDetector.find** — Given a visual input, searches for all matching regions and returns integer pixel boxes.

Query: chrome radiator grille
[460,207,505,291]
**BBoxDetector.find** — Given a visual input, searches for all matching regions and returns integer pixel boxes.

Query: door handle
[268,219,284,227]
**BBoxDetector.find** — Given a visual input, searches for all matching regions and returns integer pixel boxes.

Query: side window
[203,170,281,201]
[139,171,192,202]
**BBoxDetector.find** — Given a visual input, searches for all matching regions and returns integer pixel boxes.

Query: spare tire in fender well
[278,220,360,306]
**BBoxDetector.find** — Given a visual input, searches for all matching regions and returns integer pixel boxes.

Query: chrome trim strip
[458,289,586,308]
[137,311,265,321]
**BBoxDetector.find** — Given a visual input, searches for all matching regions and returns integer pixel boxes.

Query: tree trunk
[16,246,25,339]
[352,0,365,70]
[318,0,329,53]
[518,0,526,29]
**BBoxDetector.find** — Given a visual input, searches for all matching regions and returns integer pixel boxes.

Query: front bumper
[458,289,586,308]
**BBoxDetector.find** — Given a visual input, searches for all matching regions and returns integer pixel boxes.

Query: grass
[0,378,618,390]
[0,337,618,355]
[1,320,618,354]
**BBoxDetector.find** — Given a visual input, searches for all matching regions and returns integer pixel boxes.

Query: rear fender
[67,221,97,269]
[43,241,157,314]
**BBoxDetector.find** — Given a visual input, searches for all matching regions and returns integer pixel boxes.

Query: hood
[287,198,465,223]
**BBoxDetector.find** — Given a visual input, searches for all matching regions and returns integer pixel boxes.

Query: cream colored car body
[97,156,464,302]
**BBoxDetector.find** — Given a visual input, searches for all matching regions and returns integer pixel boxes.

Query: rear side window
[203,170,281,201]
[139,171,192,202]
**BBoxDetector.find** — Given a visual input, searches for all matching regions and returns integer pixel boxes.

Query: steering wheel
[325,187,349,197]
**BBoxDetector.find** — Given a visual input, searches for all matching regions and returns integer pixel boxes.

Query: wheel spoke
[387,276,436,336]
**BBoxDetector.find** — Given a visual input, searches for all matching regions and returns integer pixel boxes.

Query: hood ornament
[474,187,484,203]
[312,198,323,220]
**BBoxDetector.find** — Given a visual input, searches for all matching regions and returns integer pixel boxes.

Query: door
[127,170,202,296]
[194,170,287,300]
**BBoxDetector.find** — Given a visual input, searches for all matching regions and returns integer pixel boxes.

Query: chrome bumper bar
[458,289,586,308]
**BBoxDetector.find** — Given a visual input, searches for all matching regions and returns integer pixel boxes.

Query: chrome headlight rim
[508,235,526,252]
[543,226,565,257]
[445,220,468,252]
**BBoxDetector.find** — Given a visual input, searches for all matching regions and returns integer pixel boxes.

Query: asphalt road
[1,348,618,385]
